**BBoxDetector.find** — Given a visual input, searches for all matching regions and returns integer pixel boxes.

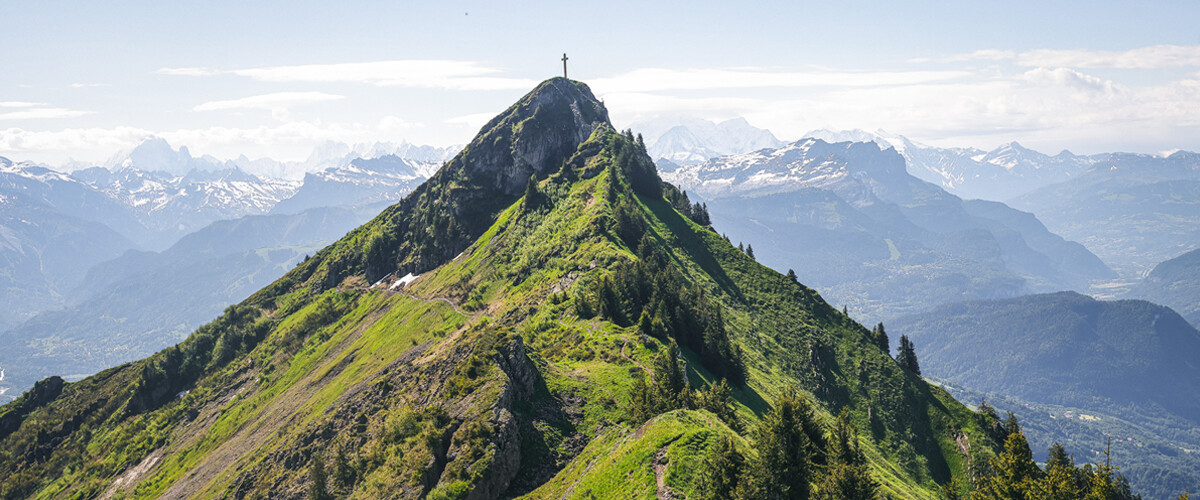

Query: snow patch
[391,273,419,289]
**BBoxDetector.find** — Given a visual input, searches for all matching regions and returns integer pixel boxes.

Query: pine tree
[333,446,354,487]
[873,323,889,354]
[818,410,878,500]
[653,342,692,411]
[697,378,740,431]
[746,244,755,259]
[638,310,654,338]
[738,242,744,253]
[896,335,921,375]
[695,436,743,500]
[629,374,655,422]
[787,269,798,283]
[309,451,331,500]
[522,174,539,210]
[977,431,1039,499]
[738,390,813,500]
[1033,449,1082,500]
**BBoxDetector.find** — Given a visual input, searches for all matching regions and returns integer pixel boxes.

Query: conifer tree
[818,410,878,500]
[697,378,741,431]
[629,374,655,422]
[1045,443,1072,472]
[787,269,798,283]
[738,390,813,500]
[333,446,354,487]
[653,341,692,410]
[1032,444,1082,500]
[696,436,744,500]
[977,431,1039,499]
[873,323,889,354]
[522,174,539,210]
[746,244,755,259]
[896,335,921,375]
[309,451,331,500]
[638,310,654,338]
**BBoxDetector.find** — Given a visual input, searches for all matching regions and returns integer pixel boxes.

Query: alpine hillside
[1,78,1034,499]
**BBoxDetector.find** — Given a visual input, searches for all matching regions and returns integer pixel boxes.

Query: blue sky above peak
[3,0,1200,165]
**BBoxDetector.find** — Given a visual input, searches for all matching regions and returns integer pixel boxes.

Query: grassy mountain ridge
[0,79,997,498]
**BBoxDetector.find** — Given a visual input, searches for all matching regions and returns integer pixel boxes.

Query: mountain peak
[460,77,609,196]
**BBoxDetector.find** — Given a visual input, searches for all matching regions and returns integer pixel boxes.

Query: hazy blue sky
[3,0,1200,164]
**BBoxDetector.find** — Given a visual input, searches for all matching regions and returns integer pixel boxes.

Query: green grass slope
[0,79,996,499]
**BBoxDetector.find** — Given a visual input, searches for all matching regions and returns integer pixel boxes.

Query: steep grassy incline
[0,79,996,499]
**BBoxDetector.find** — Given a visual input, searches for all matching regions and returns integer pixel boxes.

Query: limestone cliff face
[458,77,609,196]
[299,77,612,286]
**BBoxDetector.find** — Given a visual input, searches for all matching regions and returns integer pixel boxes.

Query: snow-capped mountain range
[102,137,460,181]
[631,116,785,166]
[271,154,439,215]
[803,129,1098,201]
[2,137,457,249]
[661,137,911,202]
[661,137,1114,323]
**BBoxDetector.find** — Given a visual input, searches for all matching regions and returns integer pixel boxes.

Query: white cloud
[444,112,497,129]
[0,108,94,120]
[68,83,110,88]
[193,92,345,118]
[1023,67,1125,97]
[941,44,1200,69]
[379,115,419,133]
[160,60,537,90]
[591,68,971,93]
[0,117,448,164]
[0,126,154,163]
[0,102,43,108]
[155,67,222,77]
[940,49,1017,63]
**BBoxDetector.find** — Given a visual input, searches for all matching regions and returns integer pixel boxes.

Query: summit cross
[561,53,568,79]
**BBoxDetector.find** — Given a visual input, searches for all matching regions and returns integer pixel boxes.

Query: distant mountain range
[891,291,1200,498]
[631,116,785,165]
[102,136,458,180]
[662,138,1113,323]
[1011,150,1200,277]
[0,140,449,374]
[0,160,135,331]
[1126,248,1200,326]
[271,154,439,215]
[0,205,379,396]
[645,121,1200,281]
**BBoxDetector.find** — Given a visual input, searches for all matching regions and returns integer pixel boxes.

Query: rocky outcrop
[461,337,539,500]
[0,376,64,441]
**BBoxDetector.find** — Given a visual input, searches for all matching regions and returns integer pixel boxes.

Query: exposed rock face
[463,337,539,500]
[306,78,612,288]
[461,77,609,197]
